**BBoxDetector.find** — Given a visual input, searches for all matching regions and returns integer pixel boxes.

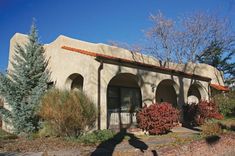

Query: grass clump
[213,91,235,117]
[201,122,223,137]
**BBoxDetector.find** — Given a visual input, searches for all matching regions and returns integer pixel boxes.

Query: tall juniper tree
[0,22,49,134]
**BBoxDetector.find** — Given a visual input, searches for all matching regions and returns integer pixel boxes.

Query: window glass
[108,86,141,112]
[108,98,119,111]
[108,87,119,98]
[121,88,141,112]
[108,87,119,111]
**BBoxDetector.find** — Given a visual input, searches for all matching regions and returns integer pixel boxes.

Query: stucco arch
[107,73,140,88]
[65,73,84,91]
[106,73,142,129]
[155,79,179,107]
[187,82,207,104]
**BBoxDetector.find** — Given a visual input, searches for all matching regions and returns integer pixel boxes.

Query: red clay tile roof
[61,45,212,81]
[210,83,229,91]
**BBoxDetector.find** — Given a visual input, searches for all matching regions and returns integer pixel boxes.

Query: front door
[107,86,141,129]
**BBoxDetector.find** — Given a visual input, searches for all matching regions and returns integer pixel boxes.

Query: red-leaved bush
[183,100,223,126]
[136,102,180,135]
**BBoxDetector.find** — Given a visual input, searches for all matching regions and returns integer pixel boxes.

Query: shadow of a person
[91,128,126,156]
[91,128,148,156]
[127,132,148,153]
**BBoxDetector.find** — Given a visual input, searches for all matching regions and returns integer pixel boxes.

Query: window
[71,76,83,91]
[108,87,119,111]
[108,86,141,112]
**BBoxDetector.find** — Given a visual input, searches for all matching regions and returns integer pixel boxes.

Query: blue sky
[0,0,234,72]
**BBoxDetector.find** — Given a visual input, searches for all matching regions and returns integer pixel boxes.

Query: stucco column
[178,87,188,107]
[202,83,210,101]
[99,63,114,130]
[100,85,107,129]
[141,83,155,106]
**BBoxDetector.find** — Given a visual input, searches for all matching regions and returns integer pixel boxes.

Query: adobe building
[2,33,229,131]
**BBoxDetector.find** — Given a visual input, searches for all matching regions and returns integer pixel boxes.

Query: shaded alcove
[107,73,142,129]
[187,83,203,104]
[66,73,84,91]
[156,79,179,107]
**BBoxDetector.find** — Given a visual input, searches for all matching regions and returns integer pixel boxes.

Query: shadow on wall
[100,48,211,130]
[95,62,156,155]
[91,128,158,156]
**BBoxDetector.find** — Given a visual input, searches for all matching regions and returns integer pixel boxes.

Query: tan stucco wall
[0,97,14,132]
[4,33,224,130]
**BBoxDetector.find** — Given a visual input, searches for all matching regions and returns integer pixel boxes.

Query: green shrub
[69,129,115,144]
[94,129,114,141]
[201,122,223,137]
[213,91,235,117]
[39,89,97,137]
[77,132,97,144]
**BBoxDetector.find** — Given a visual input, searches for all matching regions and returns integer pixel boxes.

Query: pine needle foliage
[0,22,49,134]
[197,40,235,82]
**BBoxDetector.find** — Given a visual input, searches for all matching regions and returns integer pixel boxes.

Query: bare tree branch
[146,11,235,64]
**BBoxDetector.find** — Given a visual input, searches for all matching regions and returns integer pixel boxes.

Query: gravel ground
[1,124,235,156]
[0,133,235,156]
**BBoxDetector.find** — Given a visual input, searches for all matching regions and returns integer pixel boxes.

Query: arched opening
[187,83,202,104]
[156,79,178,107]
[107,73,142,129]
[66,73,84,91]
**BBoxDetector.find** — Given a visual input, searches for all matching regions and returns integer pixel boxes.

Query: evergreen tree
[0,22,49,134]
[197,40,235,83]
